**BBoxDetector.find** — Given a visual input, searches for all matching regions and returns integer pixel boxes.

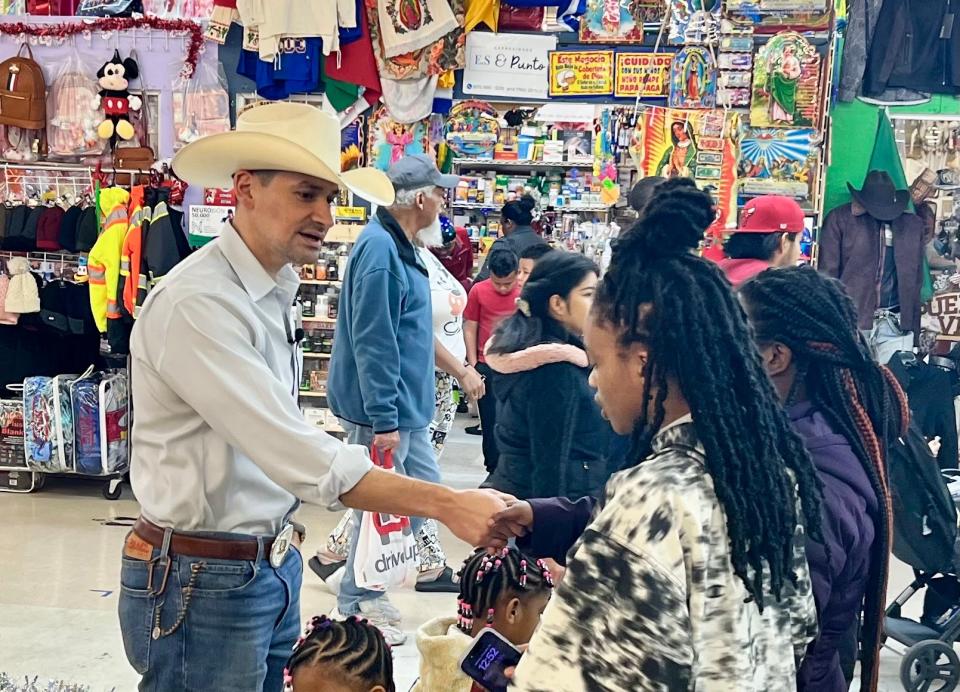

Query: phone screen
[459,628,522,692]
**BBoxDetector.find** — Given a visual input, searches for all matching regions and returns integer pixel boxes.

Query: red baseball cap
[735,196,805,234]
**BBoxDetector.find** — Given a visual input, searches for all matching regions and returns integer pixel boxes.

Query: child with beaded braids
[283,615,395,692]
[507,178,824,691]
[412,546,553,691]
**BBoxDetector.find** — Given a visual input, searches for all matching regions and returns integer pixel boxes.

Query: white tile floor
[0,418,939,691]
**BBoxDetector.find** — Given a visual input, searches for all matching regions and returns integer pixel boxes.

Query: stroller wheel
[900,639,960,692]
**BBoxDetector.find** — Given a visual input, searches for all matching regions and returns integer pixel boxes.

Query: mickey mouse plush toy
[92,49,142,145]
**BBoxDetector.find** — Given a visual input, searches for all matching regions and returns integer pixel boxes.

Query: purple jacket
[520,402,878,692]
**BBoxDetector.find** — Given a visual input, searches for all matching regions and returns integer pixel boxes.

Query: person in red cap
[719,195,805,288]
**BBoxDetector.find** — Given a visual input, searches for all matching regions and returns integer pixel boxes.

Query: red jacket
[718,257,770,289]
[433,226,474,292]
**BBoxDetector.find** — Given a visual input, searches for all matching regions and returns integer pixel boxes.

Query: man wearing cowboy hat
[117,103,506,690]
[820,169,926,355]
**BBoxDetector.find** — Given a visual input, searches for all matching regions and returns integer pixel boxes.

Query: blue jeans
[337,423,440,615]
[118,534,302,691]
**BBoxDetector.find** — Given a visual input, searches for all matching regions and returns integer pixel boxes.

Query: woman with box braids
[596,178,824,608]
[740,265,907,692]
[283,615,395,692]
[504,177,824,691]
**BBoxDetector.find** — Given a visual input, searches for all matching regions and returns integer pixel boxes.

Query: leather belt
[133,517,273,562]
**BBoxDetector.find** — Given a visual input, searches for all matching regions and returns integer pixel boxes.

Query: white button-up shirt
[129,222,372,536]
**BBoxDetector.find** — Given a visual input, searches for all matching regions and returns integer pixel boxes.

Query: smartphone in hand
[459,627,523,692]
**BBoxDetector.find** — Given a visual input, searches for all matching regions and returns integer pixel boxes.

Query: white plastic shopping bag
[353,447,419,591]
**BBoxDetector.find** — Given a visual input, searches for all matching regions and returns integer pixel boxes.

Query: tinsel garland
[0,16,203,77]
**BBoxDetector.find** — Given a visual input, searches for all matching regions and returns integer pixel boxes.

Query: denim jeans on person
[337,422,441,615]
[118,533,302,691]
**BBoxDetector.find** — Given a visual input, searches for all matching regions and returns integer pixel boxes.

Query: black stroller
[884,421,960,692]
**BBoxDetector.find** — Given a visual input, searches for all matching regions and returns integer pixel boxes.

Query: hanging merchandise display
[750,31,822,129]
[368,105,431,169]
[445,100,499,158]
[171,59,230,150]
[46,48,101,160]
[341,116,367,172]
[93,50,141,146]
[668,0,721,45]
[629,106,739,226]
[668,46,718,109]
[739,127,820,201]
[577,0,647,43]
[368,0,467,81]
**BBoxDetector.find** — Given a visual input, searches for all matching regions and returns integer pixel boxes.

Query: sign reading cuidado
[614,53,672,98]
[931,291,960,341]
[549,50,614,96]
[463,32,557,100]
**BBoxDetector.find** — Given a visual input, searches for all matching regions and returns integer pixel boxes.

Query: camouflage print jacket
[511,417,818,692]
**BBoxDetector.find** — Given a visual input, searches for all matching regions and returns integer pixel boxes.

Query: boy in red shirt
[464,246,520,473]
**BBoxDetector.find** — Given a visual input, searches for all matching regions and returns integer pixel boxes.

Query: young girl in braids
[283,615,395,692]
[508,178,824,691]
[740,266,906,692]
[412,546,553,691]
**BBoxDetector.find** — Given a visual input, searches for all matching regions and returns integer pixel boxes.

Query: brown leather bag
[0,44,47,130]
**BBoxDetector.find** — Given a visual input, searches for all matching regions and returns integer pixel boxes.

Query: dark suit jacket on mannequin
[819,203,925,338]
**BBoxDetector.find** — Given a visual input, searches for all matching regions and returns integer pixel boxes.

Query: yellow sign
[336,206,367,222]
[614,53,673,98]
[549,51,614,96]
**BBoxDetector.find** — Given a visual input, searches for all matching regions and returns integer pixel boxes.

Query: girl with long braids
[740,266,907,692]
[507,178,824,691]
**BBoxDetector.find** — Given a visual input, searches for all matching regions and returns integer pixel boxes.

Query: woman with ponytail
[484,251,614,500]
[740,266,907,692]
[506,178,823,691]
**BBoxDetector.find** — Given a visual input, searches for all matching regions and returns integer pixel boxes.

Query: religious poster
[445,100,500,158]
[367,106,431,171]
[738,127,820,200]
[669,47,717,108]
[628,106,740,226]
[549,50,615,96]
[614,53,672,98]
[750,31,822,128]
[579,0,647,43]
[668,0,721,45]
[340,116,365,172]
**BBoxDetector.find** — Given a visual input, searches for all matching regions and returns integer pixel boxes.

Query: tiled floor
[0,418,941,691]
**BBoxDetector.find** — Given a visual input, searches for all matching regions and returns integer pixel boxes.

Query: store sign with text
[549,50,615,96]
[931,292,960,341]
[614,53,672,98]
[189,204,235,242]
[463,33,557,100]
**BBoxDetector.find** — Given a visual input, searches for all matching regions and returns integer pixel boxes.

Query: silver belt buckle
[270,523,295,569]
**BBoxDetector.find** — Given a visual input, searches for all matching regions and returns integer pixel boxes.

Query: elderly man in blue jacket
[328,154,459,644]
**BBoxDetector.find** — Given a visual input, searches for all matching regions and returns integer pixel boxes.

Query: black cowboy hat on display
[847,170,910,221]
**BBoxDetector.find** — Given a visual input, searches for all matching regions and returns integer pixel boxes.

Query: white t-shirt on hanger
[418,246,467,363]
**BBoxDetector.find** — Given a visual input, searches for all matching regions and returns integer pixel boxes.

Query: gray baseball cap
[387,154,460,191]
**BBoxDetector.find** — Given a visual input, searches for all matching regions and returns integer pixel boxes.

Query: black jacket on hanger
[864,0,960,96]
[889,354,959,470]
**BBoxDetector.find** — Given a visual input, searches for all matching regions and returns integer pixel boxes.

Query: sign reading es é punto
[463,32,557,100]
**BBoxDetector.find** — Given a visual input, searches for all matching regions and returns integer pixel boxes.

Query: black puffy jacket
[485,340,615,500]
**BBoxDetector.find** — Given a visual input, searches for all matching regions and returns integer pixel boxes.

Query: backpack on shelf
[0,43,48,155]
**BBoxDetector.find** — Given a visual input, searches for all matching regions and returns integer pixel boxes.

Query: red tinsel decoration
[0,16,204,78]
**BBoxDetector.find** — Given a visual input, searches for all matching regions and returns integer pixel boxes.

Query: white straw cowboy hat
[171,102,395,206]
